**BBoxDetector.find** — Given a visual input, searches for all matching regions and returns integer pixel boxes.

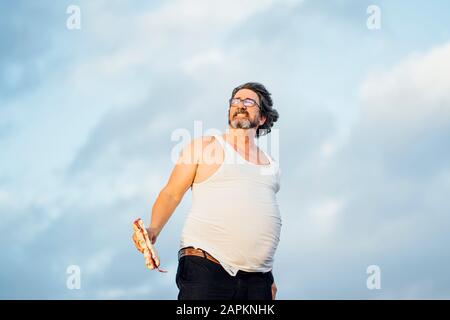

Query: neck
[225,128,257,147]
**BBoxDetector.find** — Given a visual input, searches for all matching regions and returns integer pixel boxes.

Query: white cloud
[2,0,450,300]
[307,198,344,234]
[359,42,450,148]
[84,249,115,276]
[275,41,450,299]
[139,0,279,34]
[182,49,225,74]
[0,189,12,208]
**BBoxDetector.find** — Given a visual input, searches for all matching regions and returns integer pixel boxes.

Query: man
[143,82,281,300]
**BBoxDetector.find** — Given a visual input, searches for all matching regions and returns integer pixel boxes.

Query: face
[228,89,266,130]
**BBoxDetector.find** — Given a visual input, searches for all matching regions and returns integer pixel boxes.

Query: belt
[178,247,221,265]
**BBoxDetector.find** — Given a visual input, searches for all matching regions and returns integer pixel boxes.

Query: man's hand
[271,281,277,300]
[132,226,160,253]
[146,226,160,245]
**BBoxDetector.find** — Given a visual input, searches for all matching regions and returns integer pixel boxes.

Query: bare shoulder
[190,135,218,151]
[178,135,220,165]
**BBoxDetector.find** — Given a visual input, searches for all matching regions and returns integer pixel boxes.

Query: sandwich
[132,218,167,273]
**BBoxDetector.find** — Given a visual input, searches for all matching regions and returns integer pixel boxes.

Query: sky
[1,0,450,299]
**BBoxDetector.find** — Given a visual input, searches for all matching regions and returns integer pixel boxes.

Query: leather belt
[178,247,220,265]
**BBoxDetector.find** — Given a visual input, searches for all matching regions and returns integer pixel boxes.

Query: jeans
[175,253,274,300]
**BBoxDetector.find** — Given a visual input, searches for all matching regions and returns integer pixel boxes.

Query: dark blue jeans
[176,253,274,300]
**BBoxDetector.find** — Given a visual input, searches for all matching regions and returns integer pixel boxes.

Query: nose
[237,101,247,109]
[238,102,248,110]
[236,107,248,114]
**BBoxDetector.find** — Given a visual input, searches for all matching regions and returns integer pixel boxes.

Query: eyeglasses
[229,97,260,108]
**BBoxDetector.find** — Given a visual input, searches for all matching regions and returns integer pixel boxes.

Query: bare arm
[147,138,203,243]
[272,281,277,300]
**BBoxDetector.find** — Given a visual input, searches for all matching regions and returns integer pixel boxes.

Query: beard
[228,109,260,129]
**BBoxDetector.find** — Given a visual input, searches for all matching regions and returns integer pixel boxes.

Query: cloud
[2,0,450,300]
[0,1,70,101]
[356,42,450,178]
[274,41,450,299]
[360,42,450,135]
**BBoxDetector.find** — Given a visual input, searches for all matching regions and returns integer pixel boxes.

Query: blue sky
[1,0,450,299]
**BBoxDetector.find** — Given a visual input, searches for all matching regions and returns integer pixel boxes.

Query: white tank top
[180,134,282,276]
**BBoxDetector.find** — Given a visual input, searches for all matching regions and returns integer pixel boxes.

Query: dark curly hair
[230,82,279,138]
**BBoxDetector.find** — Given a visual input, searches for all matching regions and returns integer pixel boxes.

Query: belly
[183,197,281,268]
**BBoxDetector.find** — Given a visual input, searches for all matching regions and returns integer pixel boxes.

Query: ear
[259,115,267,126]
